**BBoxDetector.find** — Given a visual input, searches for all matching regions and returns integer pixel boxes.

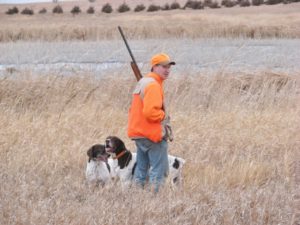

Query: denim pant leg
[134,139,150,187]
[148,140,169,192]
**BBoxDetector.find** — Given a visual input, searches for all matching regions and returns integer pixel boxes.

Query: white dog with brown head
[105,136,185,188]
[86,144,111,187]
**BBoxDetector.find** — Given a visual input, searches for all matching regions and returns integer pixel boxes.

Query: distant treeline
[5,0,300,15]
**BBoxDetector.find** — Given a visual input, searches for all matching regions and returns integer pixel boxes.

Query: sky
[0,0,72,4]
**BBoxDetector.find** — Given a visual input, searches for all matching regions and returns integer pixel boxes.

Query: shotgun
[118,26,143,81]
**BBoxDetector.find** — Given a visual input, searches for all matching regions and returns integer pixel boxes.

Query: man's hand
[162,115,173,142]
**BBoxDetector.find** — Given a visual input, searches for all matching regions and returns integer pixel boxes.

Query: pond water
[0,38,299,76]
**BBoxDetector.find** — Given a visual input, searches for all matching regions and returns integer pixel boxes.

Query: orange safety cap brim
[151,53,176,67]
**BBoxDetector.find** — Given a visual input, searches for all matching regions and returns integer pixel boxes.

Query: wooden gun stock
[131,62,142,81]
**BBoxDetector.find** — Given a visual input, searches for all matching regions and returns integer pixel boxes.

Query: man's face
[153,64,172,80]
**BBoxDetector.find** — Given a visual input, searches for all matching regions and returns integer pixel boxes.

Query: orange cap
[151,53,176,67]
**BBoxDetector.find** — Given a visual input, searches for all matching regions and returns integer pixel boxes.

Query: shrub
[71,6,81,14]
[21,7,34,15]
[39,8,47,14]
[102,3,113,13]
[53,5,63,14]
[86,6,95,14]
[117,3,130,12]
[134,4,145,12]
[209,1,221,7]
[6,7,19,15]
[265,0,282,4]
[147,4,160,12]
[203,0,212,6]
[240,0,251,5]
[161,3,170,10]
[170,2,181,9]
[204,0,220,7]
[221,0,236,7]
[251,0,264,5]
[184,0,204,9]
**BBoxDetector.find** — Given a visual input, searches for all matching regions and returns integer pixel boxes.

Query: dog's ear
[87,147,93,162]
[114,137,126,150]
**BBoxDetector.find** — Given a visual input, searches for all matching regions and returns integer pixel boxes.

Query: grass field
[0,1,300,224]
[0,3,300,41]
[0,71,299,224]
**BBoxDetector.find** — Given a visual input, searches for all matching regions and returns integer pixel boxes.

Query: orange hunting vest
[127,72,165,143]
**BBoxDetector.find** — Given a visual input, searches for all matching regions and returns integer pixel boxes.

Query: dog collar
[113,150,127,160]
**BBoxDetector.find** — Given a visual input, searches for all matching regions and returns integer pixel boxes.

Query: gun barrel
[118,26,137,65]
[118,26,143,81]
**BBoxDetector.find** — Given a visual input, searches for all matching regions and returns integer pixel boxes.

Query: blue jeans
[133,138,169,192]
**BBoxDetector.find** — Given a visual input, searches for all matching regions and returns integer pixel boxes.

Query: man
[127,53,175,192]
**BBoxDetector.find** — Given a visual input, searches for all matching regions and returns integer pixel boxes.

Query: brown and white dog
[105,136,185,188]
[85,144,111,186]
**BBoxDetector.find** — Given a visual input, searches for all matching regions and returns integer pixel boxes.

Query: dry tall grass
[1,71,299,224]
[0,7,300,41]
